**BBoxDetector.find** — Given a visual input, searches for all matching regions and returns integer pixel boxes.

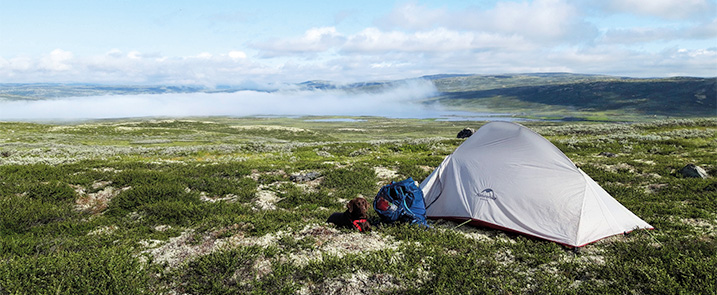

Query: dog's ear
[346,199,355,213]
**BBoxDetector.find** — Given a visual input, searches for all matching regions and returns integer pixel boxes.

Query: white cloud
[687,19,717,39]
[127,50,143,60]
[252,1,599,58]
[377,0,597,44]
[4,56,34,71]
[657,47,717,76]
[602,27,674,44]
[341,27,534,54]
[197,52,213,59]
[0,49,277,85]
[467,0,597,43]
[254,27,346,57]
[106,49,124,58]
[546,46,717,77]
[255,25,534,57]
[228,51,247,59]
[41,49,74,71]
[603,0,716,20]
[601,18,717,44]
[343,28,470,52]
[376,2,447,30]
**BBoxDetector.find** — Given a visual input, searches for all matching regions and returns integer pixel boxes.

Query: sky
[1,0,716,86]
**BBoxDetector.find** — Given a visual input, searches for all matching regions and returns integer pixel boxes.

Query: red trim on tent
[429,216,654,248]
[572,227,655,248]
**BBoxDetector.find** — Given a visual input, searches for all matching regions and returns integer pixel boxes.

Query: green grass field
[1,117,715,294]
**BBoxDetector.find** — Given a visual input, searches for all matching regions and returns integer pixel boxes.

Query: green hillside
[428,74,716,119]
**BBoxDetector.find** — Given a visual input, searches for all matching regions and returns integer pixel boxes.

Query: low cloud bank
[0,80,440,121]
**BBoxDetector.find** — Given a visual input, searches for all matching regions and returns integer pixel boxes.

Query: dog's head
[347,197,370,219]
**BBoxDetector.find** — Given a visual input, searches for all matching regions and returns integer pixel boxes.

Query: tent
[420,121,652,247]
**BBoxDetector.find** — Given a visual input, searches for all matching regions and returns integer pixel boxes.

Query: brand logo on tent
[476,188,496,200]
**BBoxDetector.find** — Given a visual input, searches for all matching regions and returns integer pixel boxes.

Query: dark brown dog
[327,197,371,232]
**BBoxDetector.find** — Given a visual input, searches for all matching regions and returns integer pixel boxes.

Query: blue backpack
[373,177,428,226]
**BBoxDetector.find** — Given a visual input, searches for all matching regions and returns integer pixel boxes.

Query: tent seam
[574,173,589,246]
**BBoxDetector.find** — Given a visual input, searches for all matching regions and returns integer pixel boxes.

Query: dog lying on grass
[327,197,371,232]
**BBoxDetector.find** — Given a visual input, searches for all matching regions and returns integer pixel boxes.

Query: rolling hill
[426,73,716,118]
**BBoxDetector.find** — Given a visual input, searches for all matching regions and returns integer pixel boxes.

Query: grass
[0,117,715,294]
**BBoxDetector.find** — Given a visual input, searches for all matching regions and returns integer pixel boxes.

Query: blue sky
[1,0,715,85]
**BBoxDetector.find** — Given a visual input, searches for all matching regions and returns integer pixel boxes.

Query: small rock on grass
[678,164,709,179]
[290,172,322,182]
[457,128,475,139]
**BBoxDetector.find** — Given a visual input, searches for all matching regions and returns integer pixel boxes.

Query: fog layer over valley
[0,80,440,120]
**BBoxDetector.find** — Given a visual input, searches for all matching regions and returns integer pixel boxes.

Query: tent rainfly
[420,122,653,247]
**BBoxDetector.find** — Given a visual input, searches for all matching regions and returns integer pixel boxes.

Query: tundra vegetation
[0,117,715,294]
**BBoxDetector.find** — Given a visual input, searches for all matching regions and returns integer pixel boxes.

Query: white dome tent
[420,122,652,247]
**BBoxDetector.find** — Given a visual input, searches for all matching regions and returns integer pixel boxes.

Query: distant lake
[422,111,530,122]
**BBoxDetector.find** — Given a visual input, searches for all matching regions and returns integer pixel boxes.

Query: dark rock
[678,164,709,178]
[457,128,475,139]
[599,152,618,158]
[290,172,321,182]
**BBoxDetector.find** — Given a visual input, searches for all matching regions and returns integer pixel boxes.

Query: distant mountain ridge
[0,84,206,100]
